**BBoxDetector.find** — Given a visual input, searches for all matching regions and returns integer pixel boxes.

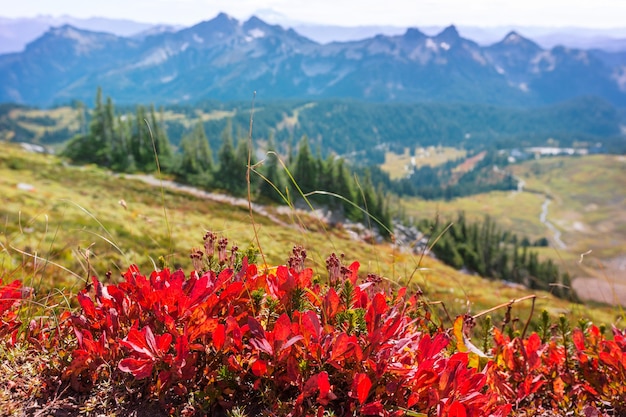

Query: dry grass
[380,146,466,180]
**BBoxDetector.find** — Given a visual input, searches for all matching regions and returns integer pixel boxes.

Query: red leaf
[273,313,292,344]
[144,326,158,354]
[303,373,321,397]
[448,401,467,417]
[188,313,219,341]
[296,267,313,288]
[318,371,330,398]
[248,317,266,339]
[360,400,383,415]
[347,261,360,284]
[77,292,97,319]
[353,373,372,404]
[280,335,304,352]
[366,292,388,333]
[121,327,154,358]
[407,392,419,408]
[156,332,173,355]
[251,359,268,376]
[213,323,226,350]
[323,288,341,320]
[572,328,585,351]
[219,281,244,302]
[301,310,322,344]
[250,337,274,355]
[276,266,295,293]
[118,357,153,379]
[397,287,407,298]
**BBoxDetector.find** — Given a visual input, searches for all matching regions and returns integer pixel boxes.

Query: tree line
[362,150,517,201]
[419,213,576,301]
[62,88,392,236]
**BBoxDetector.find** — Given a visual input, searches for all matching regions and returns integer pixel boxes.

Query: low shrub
[1,234,625,416]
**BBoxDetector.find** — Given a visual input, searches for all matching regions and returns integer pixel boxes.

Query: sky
[3,0,626,29]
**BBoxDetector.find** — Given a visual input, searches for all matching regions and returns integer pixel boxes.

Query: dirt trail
[539,198,566,249]
[123,174,293,228]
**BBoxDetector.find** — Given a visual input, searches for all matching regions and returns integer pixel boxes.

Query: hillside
[0,144,619,329]
[2,96,624,161]
[400,154,626,305]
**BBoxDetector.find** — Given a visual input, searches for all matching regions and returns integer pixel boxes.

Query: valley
[399,154,626,305]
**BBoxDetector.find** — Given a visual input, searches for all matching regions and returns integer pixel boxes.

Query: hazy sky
[3,0,626,28]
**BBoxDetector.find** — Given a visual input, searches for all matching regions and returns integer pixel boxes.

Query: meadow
[397,153,626,305]
[2,142,626,415]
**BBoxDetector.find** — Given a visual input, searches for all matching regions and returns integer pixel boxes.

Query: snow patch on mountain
[248,28,265,39]
[425,38,438,51]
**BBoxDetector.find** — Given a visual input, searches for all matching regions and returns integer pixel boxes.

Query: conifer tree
[113,115,135,172]
[292,135,316,195]
[215,119,239,192]
[333,158,358,220]
[131,105,152,171]
[62,87,110,166]
[257,134,286,203]
[148,105,174,172]
[233,135,256,197]
[177,121,213,186]
[316,153,335,206]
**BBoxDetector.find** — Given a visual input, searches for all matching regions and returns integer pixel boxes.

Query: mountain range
[1,12,626,107]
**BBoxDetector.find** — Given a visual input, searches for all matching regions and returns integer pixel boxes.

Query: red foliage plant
[60,238,511,416]
[2,236,625,416]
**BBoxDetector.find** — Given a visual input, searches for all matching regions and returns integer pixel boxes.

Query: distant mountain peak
[503,31,522,43]
[403,27,427,41]
[49,24,85,36]
[215,12,236,22]
[493,30,542,52]
[185,12,240,38]
[436,25,460,41]
[243,15,278,33]
[244,16,268,27]
[40,24,115,44]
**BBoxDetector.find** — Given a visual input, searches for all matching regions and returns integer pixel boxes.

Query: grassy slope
[0,143,620,329]
[400,154,626,305]
[380,146,467,180]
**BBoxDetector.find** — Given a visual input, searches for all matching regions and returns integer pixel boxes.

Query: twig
[473,294,537,335]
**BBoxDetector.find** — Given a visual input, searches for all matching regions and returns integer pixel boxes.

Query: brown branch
[473,294,537,321]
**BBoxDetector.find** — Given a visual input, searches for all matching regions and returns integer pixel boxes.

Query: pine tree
[257,134,286,203]
[292,135,316,195]
[62,87,109,166]
[177,121,214,187]
[148,105,174,172]
[233,135,256,197]
[333,158,357,219]
[215,119,239,192]
[131,105,152,171]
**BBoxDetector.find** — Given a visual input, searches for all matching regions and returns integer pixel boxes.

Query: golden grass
[9,106,81,142]
[381,146,466,180]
